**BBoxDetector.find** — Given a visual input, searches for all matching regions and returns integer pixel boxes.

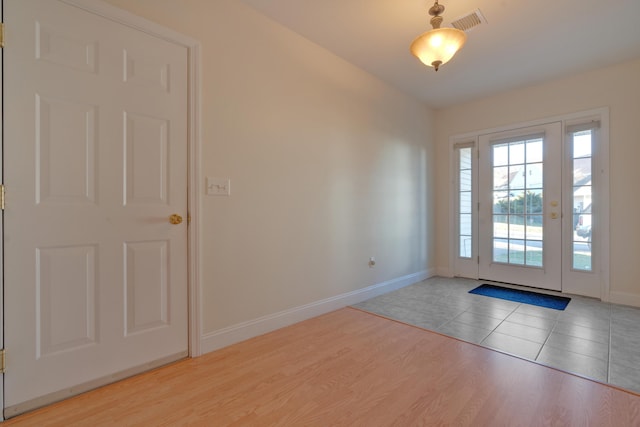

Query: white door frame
[1,1,202,417]
[448,108,610,300]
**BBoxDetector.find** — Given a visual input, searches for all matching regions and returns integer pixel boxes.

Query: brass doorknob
[169,214,183,225]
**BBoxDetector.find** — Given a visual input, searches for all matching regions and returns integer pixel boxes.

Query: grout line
[534,317,559,361]
[478,303,520,345]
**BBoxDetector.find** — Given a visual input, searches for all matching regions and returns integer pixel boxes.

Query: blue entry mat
[469,284,571,310]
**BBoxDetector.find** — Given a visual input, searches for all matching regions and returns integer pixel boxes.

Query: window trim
[562,117,608,298]
[451,140,478,278]
[455,143,474,260]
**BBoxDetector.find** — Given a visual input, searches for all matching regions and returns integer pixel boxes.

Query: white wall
[434,58,640,304]
[103,0,435,337]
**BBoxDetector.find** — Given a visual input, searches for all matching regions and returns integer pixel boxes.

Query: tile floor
[353,276,640,394]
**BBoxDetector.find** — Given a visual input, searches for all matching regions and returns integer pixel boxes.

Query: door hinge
[0,184,5,210]
[477,256,480,264]
[0,349,5,373]
[0,23,4,49]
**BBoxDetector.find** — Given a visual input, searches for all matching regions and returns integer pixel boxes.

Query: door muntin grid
[491,137,544,267]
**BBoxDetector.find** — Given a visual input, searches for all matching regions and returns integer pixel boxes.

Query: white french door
[453,112,608,298]
[478,123,563,290]
[4,0,189,416]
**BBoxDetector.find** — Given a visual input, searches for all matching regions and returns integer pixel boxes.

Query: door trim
[58,0,205,358]
[448,107,610,300]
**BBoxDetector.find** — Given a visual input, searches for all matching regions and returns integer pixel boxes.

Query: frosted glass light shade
[410,28,467,70]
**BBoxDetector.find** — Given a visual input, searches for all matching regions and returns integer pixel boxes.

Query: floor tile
[563,312,611,327]
[556,312,610,332]
[609,362,640,394]
[610,333,640,368]
[465,303,514,320]
[552,320,610,345]
[470,297,520,312]
[410,313,460,331]
[481,332,542,360]
[611,323,640,347]
[452,310,504,330]
[611,305,640,327]
[404,284,449,299]
[537,346,608,383]
[437,298,474,313]
[505,312,557,331]
[395,297,443,313]
[353,297,394,311]
[493,321,551,344]
[435,320,493,345]
[514,303,561,320]
[565,295,610,310]
[545,331,609,361]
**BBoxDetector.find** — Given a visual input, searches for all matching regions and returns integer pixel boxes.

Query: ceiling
[239,0,640,108]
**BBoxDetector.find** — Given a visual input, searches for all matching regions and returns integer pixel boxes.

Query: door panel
[36,95,97,203]
[36,245,98,357]
[124,240,170,335]
[124,113,170,205]
[4,0,188,415]
[478,123,562,290]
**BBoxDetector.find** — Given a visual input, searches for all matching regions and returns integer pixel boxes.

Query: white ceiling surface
[240,0,640,108]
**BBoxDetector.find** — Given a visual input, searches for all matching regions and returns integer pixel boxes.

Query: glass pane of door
[571,130,593,271]
[491,137,544,267]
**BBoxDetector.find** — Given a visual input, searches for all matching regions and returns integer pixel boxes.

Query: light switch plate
[206,177,230,196]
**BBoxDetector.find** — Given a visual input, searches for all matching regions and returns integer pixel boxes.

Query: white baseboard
[200,269,435,355]
[609,291,640,308]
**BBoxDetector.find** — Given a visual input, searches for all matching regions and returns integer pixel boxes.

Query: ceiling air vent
[451,9,487,32]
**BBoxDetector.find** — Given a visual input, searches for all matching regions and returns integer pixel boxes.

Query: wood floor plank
[5,308,640,426]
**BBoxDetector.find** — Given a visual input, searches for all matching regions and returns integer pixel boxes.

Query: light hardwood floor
[5,308,640,426]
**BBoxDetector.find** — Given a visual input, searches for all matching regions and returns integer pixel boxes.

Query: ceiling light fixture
[410,0,467,71]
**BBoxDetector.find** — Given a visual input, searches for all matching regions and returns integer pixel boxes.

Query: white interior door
[478,123,563,291]
[4,0,189,416]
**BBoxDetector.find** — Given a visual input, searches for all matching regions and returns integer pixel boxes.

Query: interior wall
[434,58,640,303]
[102,0,435,333]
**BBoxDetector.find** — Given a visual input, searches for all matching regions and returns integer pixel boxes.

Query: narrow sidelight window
[569,125,597,271]
[457,144,473,258]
